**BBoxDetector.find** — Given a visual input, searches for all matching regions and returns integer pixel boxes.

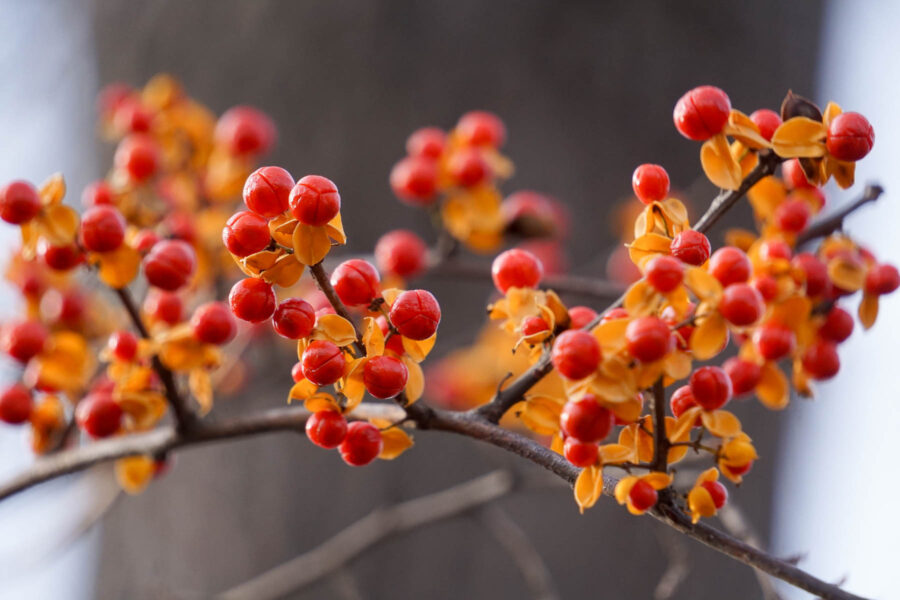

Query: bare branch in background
[653,527,691,600]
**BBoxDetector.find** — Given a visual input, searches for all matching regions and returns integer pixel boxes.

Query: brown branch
[691,151,782,233]
[796,183,884,246]
[717,503,784,600]
[309,261,366,356]
[650,378,668,472]
[653,527,691,600]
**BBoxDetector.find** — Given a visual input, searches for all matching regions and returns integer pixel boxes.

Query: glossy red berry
[560,396,613,442]
[723,357,761,396]
[339,421,384,466]
[625,317,672,363]
[645,255,684,293]
[826,112,874,162]
[864,264,900,295]
[629,480,659,512]
[670,230,711,266]
[291,362,305,383]
[0,384,32,424]
[1,320,47,363]
[819,306,854,343]
[81,180,114,207]
[191,302,237,345]
[723,461,753,479]
[689,366,732,411]
[719,283,764,326]
[406,127,446,159]
[601,307,630,323]
[363,356,409,399]
[215,106,276,156]
[164,212,196,244]
[448,148,490,187]
[568,306,598,329]
[143,239,196,291]
[229,278,276,323]
[306,410,348,449]
[144,290,183,325]
[792,253,828,297]
[331,259,380,307]
[272,298,316,340]
[491,249,543,293]
[0,180,41,224]
[375,230,427,278]
[133,229,160,254]
[564,438,599,467]
[551,331,601,380]
[752,275,779,302]
[753,322,796,361]
[802,339,840,380]
[709,247,751,287]
[114,134,160,182]
[108,330,138,361]
[701,480,728,509]
[389,289,441,340]
[749,109,782,142]
[38,240,83,271]
[76,392,123,438]
[782,158,814,189]
[670,385,698,420]
[774,199,811,233]
[631,164,670,204]
[759,239,792,262]
[222,211,271,257]
[377,316,406,355]
[302,340,346,386]
[243,166,294,218]
[390,156,438,205]
[673,85,731,141]
[80,206,126,252]
[456,111,506,148]
[289,175,341,226]
[521,316,549,337]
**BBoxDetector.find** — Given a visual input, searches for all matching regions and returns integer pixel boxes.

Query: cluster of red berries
[306,411,384,466]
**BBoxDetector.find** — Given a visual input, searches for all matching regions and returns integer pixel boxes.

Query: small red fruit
[406,127,446,159]
[601,307,630,323]
[631,164,670,204]
[133,229,160,253]
[229,278,276,323]
[629,480,659,511]
[701,480,728,509]
[339,421,384,466]
[782,158,814,189]
[0,180,41,224]
[108,331,138,361]
[114,134,160,182]
[749,109,782,142]
[625,317,672,363]
[774,199,811,233]
[375,230,428,278]
[301,340,346,386]
[819,306,854,343]
[564,438,599,467]
[0,384,33,424]
[802,339,840,380]
[491,248,543,293]
[1,320,48,363]
[723,357,762,396]
[243,166,294,217]
[291,362,305,383]
[456,111,506,148]
[143,239,196,291]
[826,112,874,162]
[559,396,613,443]
[709,246,751,287]
[670,230,711,266]
[191,302,237,345]
[363,356,409,399]
[719,283,764,326]
[80,205,126,252]
[38,240,83,271]
[689,366,732,411]
[272,298,316,340]
[670,385,698,420]
[568,306,598,329]
[144,290,183,325]
[752,275,779,302]
[792,253,828,297]
[673,85,731,141]
[551,331,601,380]
[759,239,792,262]
[331,259,380,307]
[215,106,276,156]
[306,410,348,449]
[521,316,549,337]
[448,148,491,187]
[222,211,271,257]
[753,322,796,361]
[389,289,441,340]
[81,180,114,207]
[390,156,438,205]
[645,255,684,293]
[864,264,900,295]
[289,175,341,226]
[76,392,123,438]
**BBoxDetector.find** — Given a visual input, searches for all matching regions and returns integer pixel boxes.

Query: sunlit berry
[133,229,160,254]
[0,180,41,224]
[551,330,601,380]
[215,106,276,156]
[191,302,237,345]
[80,205,126,252]
[0,384,33,424]
[774,199,811,233]
[272,298,316,340]
[690,366,732,411]
[38,240,83,271]
[243,166,294,218]
[629,480,659,512]
[560,396,613,443]
[306,410,348,449]
[782,158,813,189]
[81,180,114,207]
[864,264,900,295]
[631,164,670,204]
[339,421,383,466]
[645,255,684,293]
[802,339,840,380]
[456,110,506,148]
[143,239,196,291]
[723,357,761,396]
[376,315,406,355]
[819,306,853,343]
[709,246,751,287]
[625,317,672,363]
[389,289,441,340]
[521,316,549,337]
[76,392,123,438]
[749,109,782,141]
[163,212,196,244]
[669,230,711,266]
[302,340,346,386]
[114,134,160,182]
[229,278,276,323]
[601,307,630,323]
[673,85,731,141]
[759,239,792,262]
[448,148,491,187]
[670,385,698,420]
[491,248,543,293]
[289,175,341,226]
[719,283,764,326]
[390,156,438,204]
[753,322,796,361]
[291,362,305,383]
[406,127,446,159]
[222,211,270,257]
[568,306,598,329]
[331,259,380,307]
[826,112,874,162]
[792,253,828,297]
[363,356,409,399]
[1,320,48,363]
[144,290,183,325]
[108,330,138,362]
[751,275,778,302]
[375,230,427,278]
[39,289,85,328]
[701,480,728,509]
[113,97,153,133]
[564,438,599,467]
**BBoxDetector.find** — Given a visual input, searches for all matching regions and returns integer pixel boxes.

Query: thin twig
[796,183,884,246]
[653,526,691,600]
[650,377,668,472]
[717,503,784,600]
[308,261,366,357]
[691,151,782,233]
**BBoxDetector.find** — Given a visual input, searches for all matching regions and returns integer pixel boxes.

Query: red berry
[302,340,346,386]
[826,112,874,162]
[375,230,428,278]
[673,86,731,141]
[719,283,764,326]
[864,264,900,295]
[243,166,294,218]
[363,356,409,399]
[339,421,383,466]
[191,302,237,345]
[331,259,380,307]
[752,275,779,302]
[289,175,341,226]
[819,306,853,343]
[39,289,85,328]
[631,164,670,204]
[163,212,196,244]
[108,330,138,361]
[782,159,813,189]
[723,357,761,396]
[522,316,549,337]
[601,307,630,323]
[753,322,796,361]
[306,410,348,449]
[38,240,83,271]
[0,384,32,424]
[76,392,123,438]
[133,229,160,253]
[222,211,271,257]
[670,385,698,420]
[670,230,711,266]
[406,127,446,159]
[774,199,811,233]
[215,106,276,156]
[709,247,751,287]
[701,480,728,509]
[749,109,782,142]
[291,362,305,383]
[759,239,792,262]
[689,366,732,411]
[390,156,438,205]
[629,480,659,511]
[389,289,441,340]
[564,438,599,467]
[81,180,114,207]
[114,134,160,182]
[1,320,47,363]
[80,205,126,252]
[560,396,613,442]
[113,98,153,133]
[625,317,672,363]
[0,180,41,224]
[491,249,543,293]
[723,461,753,478]
[456,111,506,148]
[377,316,406,355]
[607,245,642,284]
[645,255,684,293]
[272,298,315,340]
[551,331,601,380]
[144,290,182,325]
[448,148,491,187]
[802,339,840,380]
[568,306,598,329]
[143,239,196,291]
[229,278,276,323]
[792,253,828,297]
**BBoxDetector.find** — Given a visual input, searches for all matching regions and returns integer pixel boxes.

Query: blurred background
[0,1,896,598]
